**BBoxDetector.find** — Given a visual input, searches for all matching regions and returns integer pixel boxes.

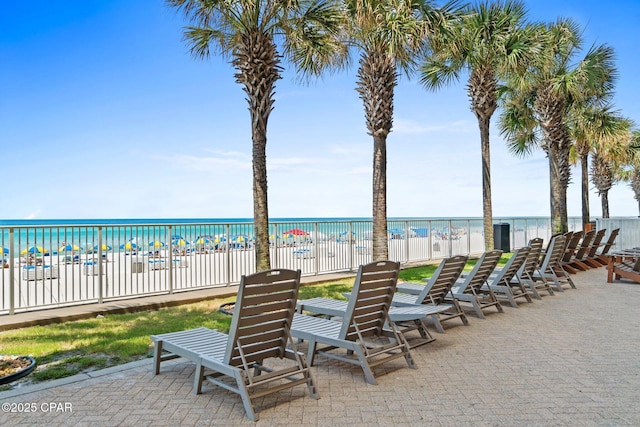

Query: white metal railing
[0,217,584,315]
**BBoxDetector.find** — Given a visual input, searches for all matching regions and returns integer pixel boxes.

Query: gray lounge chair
[517,238,554,299]
[392,255,469,332]
[532,234,575,292]
[399,251,504,319]
[290,260,416,385]
[150,269,317,421]
[484,247,532,307]
[595,228,620,266]
[449,250,504,318]
[581,228,607,268]
[566,229,596,272]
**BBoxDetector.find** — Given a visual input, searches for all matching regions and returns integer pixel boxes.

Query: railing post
[404,220,409,263]
[168,225,173,294]
[225,224,231,286]
[9,228,15,315]
[448,220,453,257]
[348,222,354,270]
[98,226,104,304]
[271,223,278,268]
[313,222,319,275]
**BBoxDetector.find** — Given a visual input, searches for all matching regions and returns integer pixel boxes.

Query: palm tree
[499,18,617,234]
[568,105,630,227]
[591,126,632,218]
[420,0,537,251]
[167,0,346,270]
[627,131,640,215]
[345,0,462,260]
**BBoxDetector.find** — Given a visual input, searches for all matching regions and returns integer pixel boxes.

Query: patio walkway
[1,268,639,426]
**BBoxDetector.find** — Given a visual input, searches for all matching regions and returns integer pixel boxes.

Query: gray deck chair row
[297,257,469,350]
[398,251,504,320]
[391,255,469,332]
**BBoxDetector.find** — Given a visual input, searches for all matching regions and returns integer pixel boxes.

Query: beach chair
[581,228,607,268]
[517,238,554,299]
[566,229,596,272]
[449,250,504,318]
[391,255,469,332]
[398,251,503,319]
[561,231,584,274]
[150,269,318,421]
[595,228,620,266]
[484,247,532,307]
[533,234,575,292]
[290,260,416,385]
[296,262,453,349]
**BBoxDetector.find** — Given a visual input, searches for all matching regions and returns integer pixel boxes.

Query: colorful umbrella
[21,246,48,255]
[171,239,189,247]
[194,237,211,246]
[59,244,81,252]
[282,228,309,237]
[92,244,112,252]
[2,247,9,255]
[120,242,138,251]
[148,241,166,248]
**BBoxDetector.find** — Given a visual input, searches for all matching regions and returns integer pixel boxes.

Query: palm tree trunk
[548,145,566,234]
[252,133,271,271]
[601,191,610,218]
[478,116,493,251]
[233,32,282,271]
[580,152,590,228]
[372,134,388,261]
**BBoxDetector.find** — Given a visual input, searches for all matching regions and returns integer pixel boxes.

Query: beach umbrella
[148,241,166,248]
[171,238,189,247]
[59,244,81,252]
[92,244,112,252]
[194,237,212,246]
[171,234,184,240]
[2,247,9,255]
[21,246,48,255]
[282,228,309,237]
[120,242,138,251]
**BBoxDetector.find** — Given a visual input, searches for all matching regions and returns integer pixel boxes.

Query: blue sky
[1,0,639,220]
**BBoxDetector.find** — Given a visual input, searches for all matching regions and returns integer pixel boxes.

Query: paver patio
[1,267,639,426]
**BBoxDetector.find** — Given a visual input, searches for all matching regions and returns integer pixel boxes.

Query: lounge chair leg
[353,345,377,385]
[234,370,258,422]
[153,341,163,375]
[193,362,204,395]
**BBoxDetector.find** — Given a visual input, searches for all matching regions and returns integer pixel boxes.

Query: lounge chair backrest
[573,229,596,259]
[539,234,566,273]
[562,231,583,262]
[492,247,530,285]
[462,250,502,294]
[586,229,607,257]
[340,260,400,342]
[519,238,543,277]
[417,255,468,305]
[225,269,301,366]
[600,228,620,256]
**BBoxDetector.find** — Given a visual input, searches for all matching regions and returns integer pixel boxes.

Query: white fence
[0,217,584,315]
